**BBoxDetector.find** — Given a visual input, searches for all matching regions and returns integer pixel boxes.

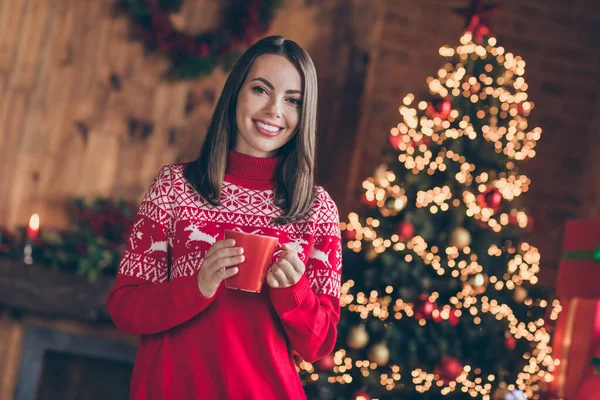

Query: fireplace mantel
[0,259,114,323]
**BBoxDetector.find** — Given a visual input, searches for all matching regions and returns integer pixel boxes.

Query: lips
[253,119,283,137]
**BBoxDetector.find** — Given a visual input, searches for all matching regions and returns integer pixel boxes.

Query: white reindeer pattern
[185,223,217,248]
[286,237,308,254]
[309,248,332,269]
[145,238,167,254]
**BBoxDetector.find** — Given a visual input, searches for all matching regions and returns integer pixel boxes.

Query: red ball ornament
[478,187,502,210]
[427,98,452,119]
[396,221,415,241]
[314,353,336,372]
[389,132,402,150]
[352,390,372,400]
[361,193,378,208]
[434,356,463,382]
[516,103,525,114]
[505,333,517,350]
[344,228,357,241]
[413,294,436,319]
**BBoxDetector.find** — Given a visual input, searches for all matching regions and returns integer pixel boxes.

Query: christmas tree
[301,2,560,399]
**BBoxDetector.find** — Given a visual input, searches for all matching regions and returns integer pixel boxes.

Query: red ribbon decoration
[452,0,499,44]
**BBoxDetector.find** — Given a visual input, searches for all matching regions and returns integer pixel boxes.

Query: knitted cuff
[269,274,311,313]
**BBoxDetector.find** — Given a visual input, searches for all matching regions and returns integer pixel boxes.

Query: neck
[225,150,279,189]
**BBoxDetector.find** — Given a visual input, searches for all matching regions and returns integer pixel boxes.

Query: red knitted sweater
[107,151,342,400]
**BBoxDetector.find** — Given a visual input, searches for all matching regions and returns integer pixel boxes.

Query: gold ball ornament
[347,325,370,350]
[364,246,378,262]
[449,227,472,250]
[368,342,390,365]
[514,286,528,303]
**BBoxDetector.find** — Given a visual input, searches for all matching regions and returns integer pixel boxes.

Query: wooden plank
[0,0,28,71]
[10,0,51,89]
[41,0,99,222]
[70,0,106,123]
[35,0,79,226]
[0,90,29,227]
[79,131,121,196]
[8,1,74,227]
[140,83,180,183]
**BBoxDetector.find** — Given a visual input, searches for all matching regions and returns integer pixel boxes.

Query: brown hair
[183,35,318,225]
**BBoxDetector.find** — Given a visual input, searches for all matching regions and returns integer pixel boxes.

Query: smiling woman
[234,54,303,158]
[184,35,319,225]
[106,36,342,400]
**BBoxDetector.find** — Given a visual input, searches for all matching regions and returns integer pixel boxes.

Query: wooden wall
[0,0,384,229]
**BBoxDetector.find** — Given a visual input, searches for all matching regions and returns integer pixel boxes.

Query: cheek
[287,109,300,132]
[236,92,254,123]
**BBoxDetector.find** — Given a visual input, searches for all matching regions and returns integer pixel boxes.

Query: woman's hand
[197,239,244,298]
[266,243,306,289]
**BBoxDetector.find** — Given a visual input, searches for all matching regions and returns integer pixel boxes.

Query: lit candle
[27,213,40,241]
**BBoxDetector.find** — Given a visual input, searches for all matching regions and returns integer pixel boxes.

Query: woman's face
[234,54,303,158]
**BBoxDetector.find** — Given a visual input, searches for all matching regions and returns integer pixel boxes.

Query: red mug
[224,230,278,293]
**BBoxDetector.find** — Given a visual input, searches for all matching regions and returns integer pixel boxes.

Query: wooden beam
[0,259,114,323]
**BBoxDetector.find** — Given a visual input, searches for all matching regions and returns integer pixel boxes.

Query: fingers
[210,254,245,274]
[204,246,244,269]
[267,254,305,288]
[266,272,280,288]
[218,266,239,280]
[271,263,290,283]
[275,259,297,282]
[203,239,244,272]
[278,250,305,274]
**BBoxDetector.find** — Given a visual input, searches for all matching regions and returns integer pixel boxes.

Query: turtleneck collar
[225,150,279,185]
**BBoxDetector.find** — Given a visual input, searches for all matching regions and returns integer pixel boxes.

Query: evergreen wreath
[121,0,281,79]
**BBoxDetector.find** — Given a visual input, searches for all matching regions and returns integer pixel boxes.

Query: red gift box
[550,220,600,399]
[550,298,600,399]
[556,220,600,298]
[574,343,600,400]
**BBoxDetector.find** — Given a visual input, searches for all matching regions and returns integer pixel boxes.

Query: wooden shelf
[0,259,115,323]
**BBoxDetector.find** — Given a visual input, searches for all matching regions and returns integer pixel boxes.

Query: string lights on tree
[301,1,557,399]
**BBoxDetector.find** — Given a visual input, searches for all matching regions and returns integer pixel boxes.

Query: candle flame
[29,213,40,230]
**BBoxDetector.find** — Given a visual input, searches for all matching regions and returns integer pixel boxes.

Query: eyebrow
[250,77,303,95]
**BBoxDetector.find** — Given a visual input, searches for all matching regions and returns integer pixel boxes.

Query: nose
[266,97,282,118]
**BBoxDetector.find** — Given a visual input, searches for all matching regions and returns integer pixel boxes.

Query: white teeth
[256,121,280,133]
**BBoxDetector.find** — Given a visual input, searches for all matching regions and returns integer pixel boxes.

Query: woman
[107,35,342,399]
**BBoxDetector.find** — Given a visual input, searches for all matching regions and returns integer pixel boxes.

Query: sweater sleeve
[106,165,215,335]
[269,188,342,363]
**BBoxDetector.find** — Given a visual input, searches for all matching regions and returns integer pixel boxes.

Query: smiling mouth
[254,119,283,137]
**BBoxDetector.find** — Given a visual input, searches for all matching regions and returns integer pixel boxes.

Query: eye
[252,86,268,95]
[287,98,302,107]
